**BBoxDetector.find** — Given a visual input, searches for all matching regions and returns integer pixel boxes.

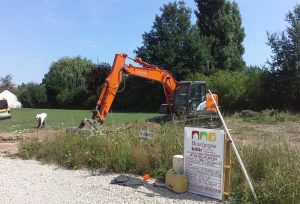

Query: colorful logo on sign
[192,130,216,142]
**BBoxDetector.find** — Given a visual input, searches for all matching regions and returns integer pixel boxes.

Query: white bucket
[172,155,184,174]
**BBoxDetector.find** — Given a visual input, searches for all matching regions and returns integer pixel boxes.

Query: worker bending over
[36,113,47,128]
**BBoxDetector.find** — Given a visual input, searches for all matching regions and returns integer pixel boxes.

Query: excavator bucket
[66,110,102,135]
[78,118,97,129]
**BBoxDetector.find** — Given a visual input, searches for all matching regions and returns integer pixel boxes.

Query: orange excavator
[89,54,218,124]
[76,53,219,131]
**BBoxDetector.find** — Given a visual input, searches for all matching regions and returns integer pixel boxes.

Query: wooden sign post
[223,133,232,199]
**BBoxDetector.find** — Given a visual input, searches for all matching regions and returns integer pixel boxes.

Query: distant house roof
[0,90,22,108]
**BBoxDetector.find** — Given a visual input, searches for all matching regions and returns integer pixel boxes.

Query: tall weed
[243,111,300,124]
[231,145,300,203]
[18,123,300,203]
[19,123,183,177]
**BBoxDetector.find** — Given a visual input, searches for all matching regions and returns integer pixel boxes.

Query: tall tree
[130,1,212,112]
[43,56,94,107]
[136,0,211,80]
[84,63,111,108]
[0,74,15,91]
[17,83,47,108]
[195,0,245,72]
[266,4,300,110]
[85,63,111,95]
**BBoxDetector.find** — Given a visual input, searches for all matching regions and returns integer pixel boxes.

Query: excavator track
[146,114,222,129]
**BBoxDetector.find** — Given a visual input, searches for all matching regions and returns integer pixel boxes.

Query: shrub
[207,71,247,112]
[17,83,47,108]
[55,87,88,109]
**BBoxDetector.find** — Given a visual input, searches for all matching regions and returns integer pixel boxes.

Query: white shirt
[196,101,206,111]
[36,113,47,123]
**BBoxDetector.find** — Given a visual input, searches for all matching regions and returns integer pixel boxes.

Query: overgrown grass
[243,111,300,124]
[230,145,300,203]
[18,123,300,203]
[19,123,183,180]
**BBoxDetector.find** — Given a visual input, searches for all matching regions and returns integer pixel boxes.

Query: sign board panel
[139,130,155,139]
[184,127,225,200]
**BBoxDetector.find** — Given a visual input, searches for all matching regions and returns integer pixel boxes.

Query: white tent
[0,90,22,108]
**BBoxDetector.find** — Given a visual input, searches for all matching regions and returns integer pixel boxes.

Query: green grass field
[0,108,159,132]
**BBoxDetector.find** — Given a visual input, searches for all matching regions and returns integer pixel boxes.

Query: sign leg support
[223,133,231,199]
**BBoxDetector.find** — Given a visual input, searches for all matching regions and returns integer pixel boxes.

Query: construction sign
[184,127,225,200]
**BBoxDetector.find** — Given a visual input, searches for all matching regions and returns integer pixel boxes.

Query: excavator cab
[173,81,207,116]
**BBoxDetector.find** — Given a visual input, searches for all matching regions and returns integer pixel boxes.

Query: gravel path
[0,155,220,204]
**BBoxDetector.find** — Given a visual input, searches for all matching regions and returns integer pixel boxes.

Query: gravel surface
[0,155,220,204]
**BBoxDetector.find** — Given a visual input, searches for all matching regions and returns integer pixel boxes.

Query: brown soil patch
[227,121,300,149]
[0,129,65,155]
[0,143,18,155]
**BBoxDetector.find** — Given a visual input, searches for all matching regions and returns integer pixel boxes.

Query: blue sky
[0,0,299,85]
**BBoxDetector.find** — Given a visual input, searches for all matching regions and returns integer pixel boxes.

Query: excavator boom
[94,53,177,124]
[67,53,220,134]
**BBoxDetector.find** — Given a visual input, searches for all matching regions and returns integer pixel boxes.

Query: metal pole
[208,90,257,200]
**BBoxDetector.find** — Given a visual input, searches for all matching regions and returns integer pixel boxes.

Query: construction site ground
[0,154,219,204]
[0,118,299,155]
[0,117,299,203]
[0,129,65,155]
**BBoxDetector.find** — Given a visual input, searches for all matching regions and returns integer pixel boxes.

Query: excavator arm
[94,53,177,124]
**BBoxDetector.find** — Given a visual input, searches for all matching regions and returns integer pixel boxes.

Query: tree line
[2,1,300,112]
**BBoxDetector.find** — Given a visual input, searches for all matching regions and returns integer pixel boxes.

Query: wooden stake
[223,133,232,199]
